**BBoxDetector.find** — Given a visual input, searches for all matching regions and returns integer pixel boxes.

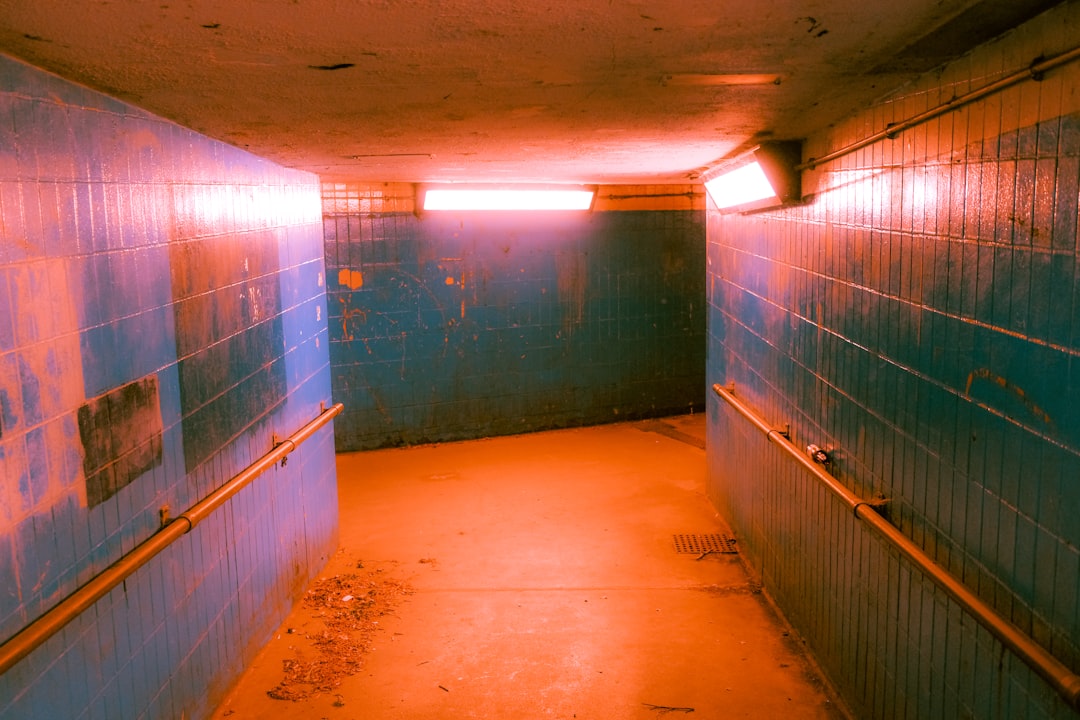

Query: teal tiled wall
[324,185,706,450]
[708,4,1080,716]
[707,5,1080,718]
[0,55,337,720]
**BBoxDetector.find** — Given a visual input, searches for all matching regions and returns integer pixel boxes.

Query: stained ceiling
[0,0,1064,183]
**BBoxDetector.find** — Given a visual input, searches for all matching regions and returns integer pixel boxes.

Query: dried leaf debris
[267,563,412,701]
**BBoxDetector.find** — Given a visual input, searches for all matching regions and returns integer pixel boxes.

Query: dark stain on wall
[170,234,286,472]
[325,207,706,450]
[78,375,163,507]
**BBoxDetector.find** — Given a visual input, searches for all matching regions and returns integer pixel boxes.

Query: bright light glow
[424,188,594,211]
[703,161,777,210]
[664,73,782,86]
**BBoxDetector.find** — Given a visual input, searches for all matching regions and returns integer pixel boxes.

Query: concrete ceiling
[0,0,1064,183]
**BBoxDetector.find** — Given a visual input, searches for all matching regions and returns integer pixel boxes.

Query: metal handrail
[0,402,344,676]
[712,382,1080,710]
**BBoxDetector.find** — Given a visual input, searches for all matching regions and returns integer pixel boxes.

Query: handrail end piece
[712,382,735,397]
[1063,674,1080,712]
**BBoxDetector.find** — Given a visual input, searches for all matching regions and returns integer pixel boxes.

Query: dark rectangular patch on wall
[78,375,164,507]
[171,234,286,473]
[178,320,286,471]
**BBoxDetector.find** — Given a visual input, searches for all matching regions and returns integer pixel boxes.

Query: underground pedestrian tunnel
[1,1,1080,717]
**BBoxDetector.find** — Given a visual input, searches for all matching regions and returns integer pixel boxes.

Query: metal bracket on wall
[272,434,291,467]
[805,444,830,464]
[769,423,790,440]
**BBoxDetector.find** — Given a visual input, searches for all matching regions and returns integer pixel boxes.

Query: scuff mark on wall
[556,251,587,335]
[662,234,687,280]
[1,253,89,522]
[123,128,164,157]
[965,367,1054,428]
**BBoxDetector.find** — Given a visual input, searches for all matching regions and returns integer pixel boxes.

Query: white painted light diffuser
[703,161,777,210]
[424,188,594,211]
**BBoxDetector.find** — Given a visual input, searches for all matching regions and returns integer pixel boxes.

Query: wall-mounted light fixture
[420,185,595,211]
[702,140,803,213]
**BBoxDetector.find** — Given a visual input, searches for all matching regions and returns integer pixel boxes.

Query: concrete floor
[212,416,847,719]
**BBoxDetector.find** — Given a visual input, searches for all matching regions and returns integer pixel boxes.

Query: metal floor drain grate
[673,533,737,554]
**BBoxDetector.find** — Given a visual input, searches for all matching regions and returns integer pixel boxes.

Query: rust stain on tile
[338,268,364,290]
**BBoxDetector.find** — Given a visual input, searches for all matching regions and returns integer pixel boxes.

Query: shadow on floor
[212,416,847,719]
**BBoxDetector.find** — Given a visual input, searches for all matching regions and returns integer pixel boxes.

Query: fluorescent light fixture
[663,73,782,86]
[702,140,803,213]
[423,187,595,211]
[704,162,776,209]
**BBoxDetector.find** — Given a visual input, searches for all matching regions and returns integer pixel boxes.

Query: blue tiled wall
[0,55,337,720]
[706,5,1080,718]
[324,184,705,451]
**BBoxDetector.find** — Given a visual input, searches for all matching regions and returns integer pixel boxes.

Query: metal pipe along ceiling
[797,44,1080,172]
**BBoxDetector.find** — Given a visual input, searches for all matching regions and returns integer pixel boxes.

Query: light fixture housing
[420,185,596,211]
[702,140,803,213]
[662,73,782,87]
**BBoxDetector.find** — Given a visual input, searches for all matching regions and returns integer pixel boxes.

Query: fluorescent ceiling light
[704,162,777,210]
[702,141,803,213]
[423,188,595,211]
[663,73,782,86]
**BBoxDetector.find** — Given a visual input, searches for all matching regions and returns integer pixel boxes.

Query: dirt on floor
[244,550,412,706]
[213,419,849,720]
